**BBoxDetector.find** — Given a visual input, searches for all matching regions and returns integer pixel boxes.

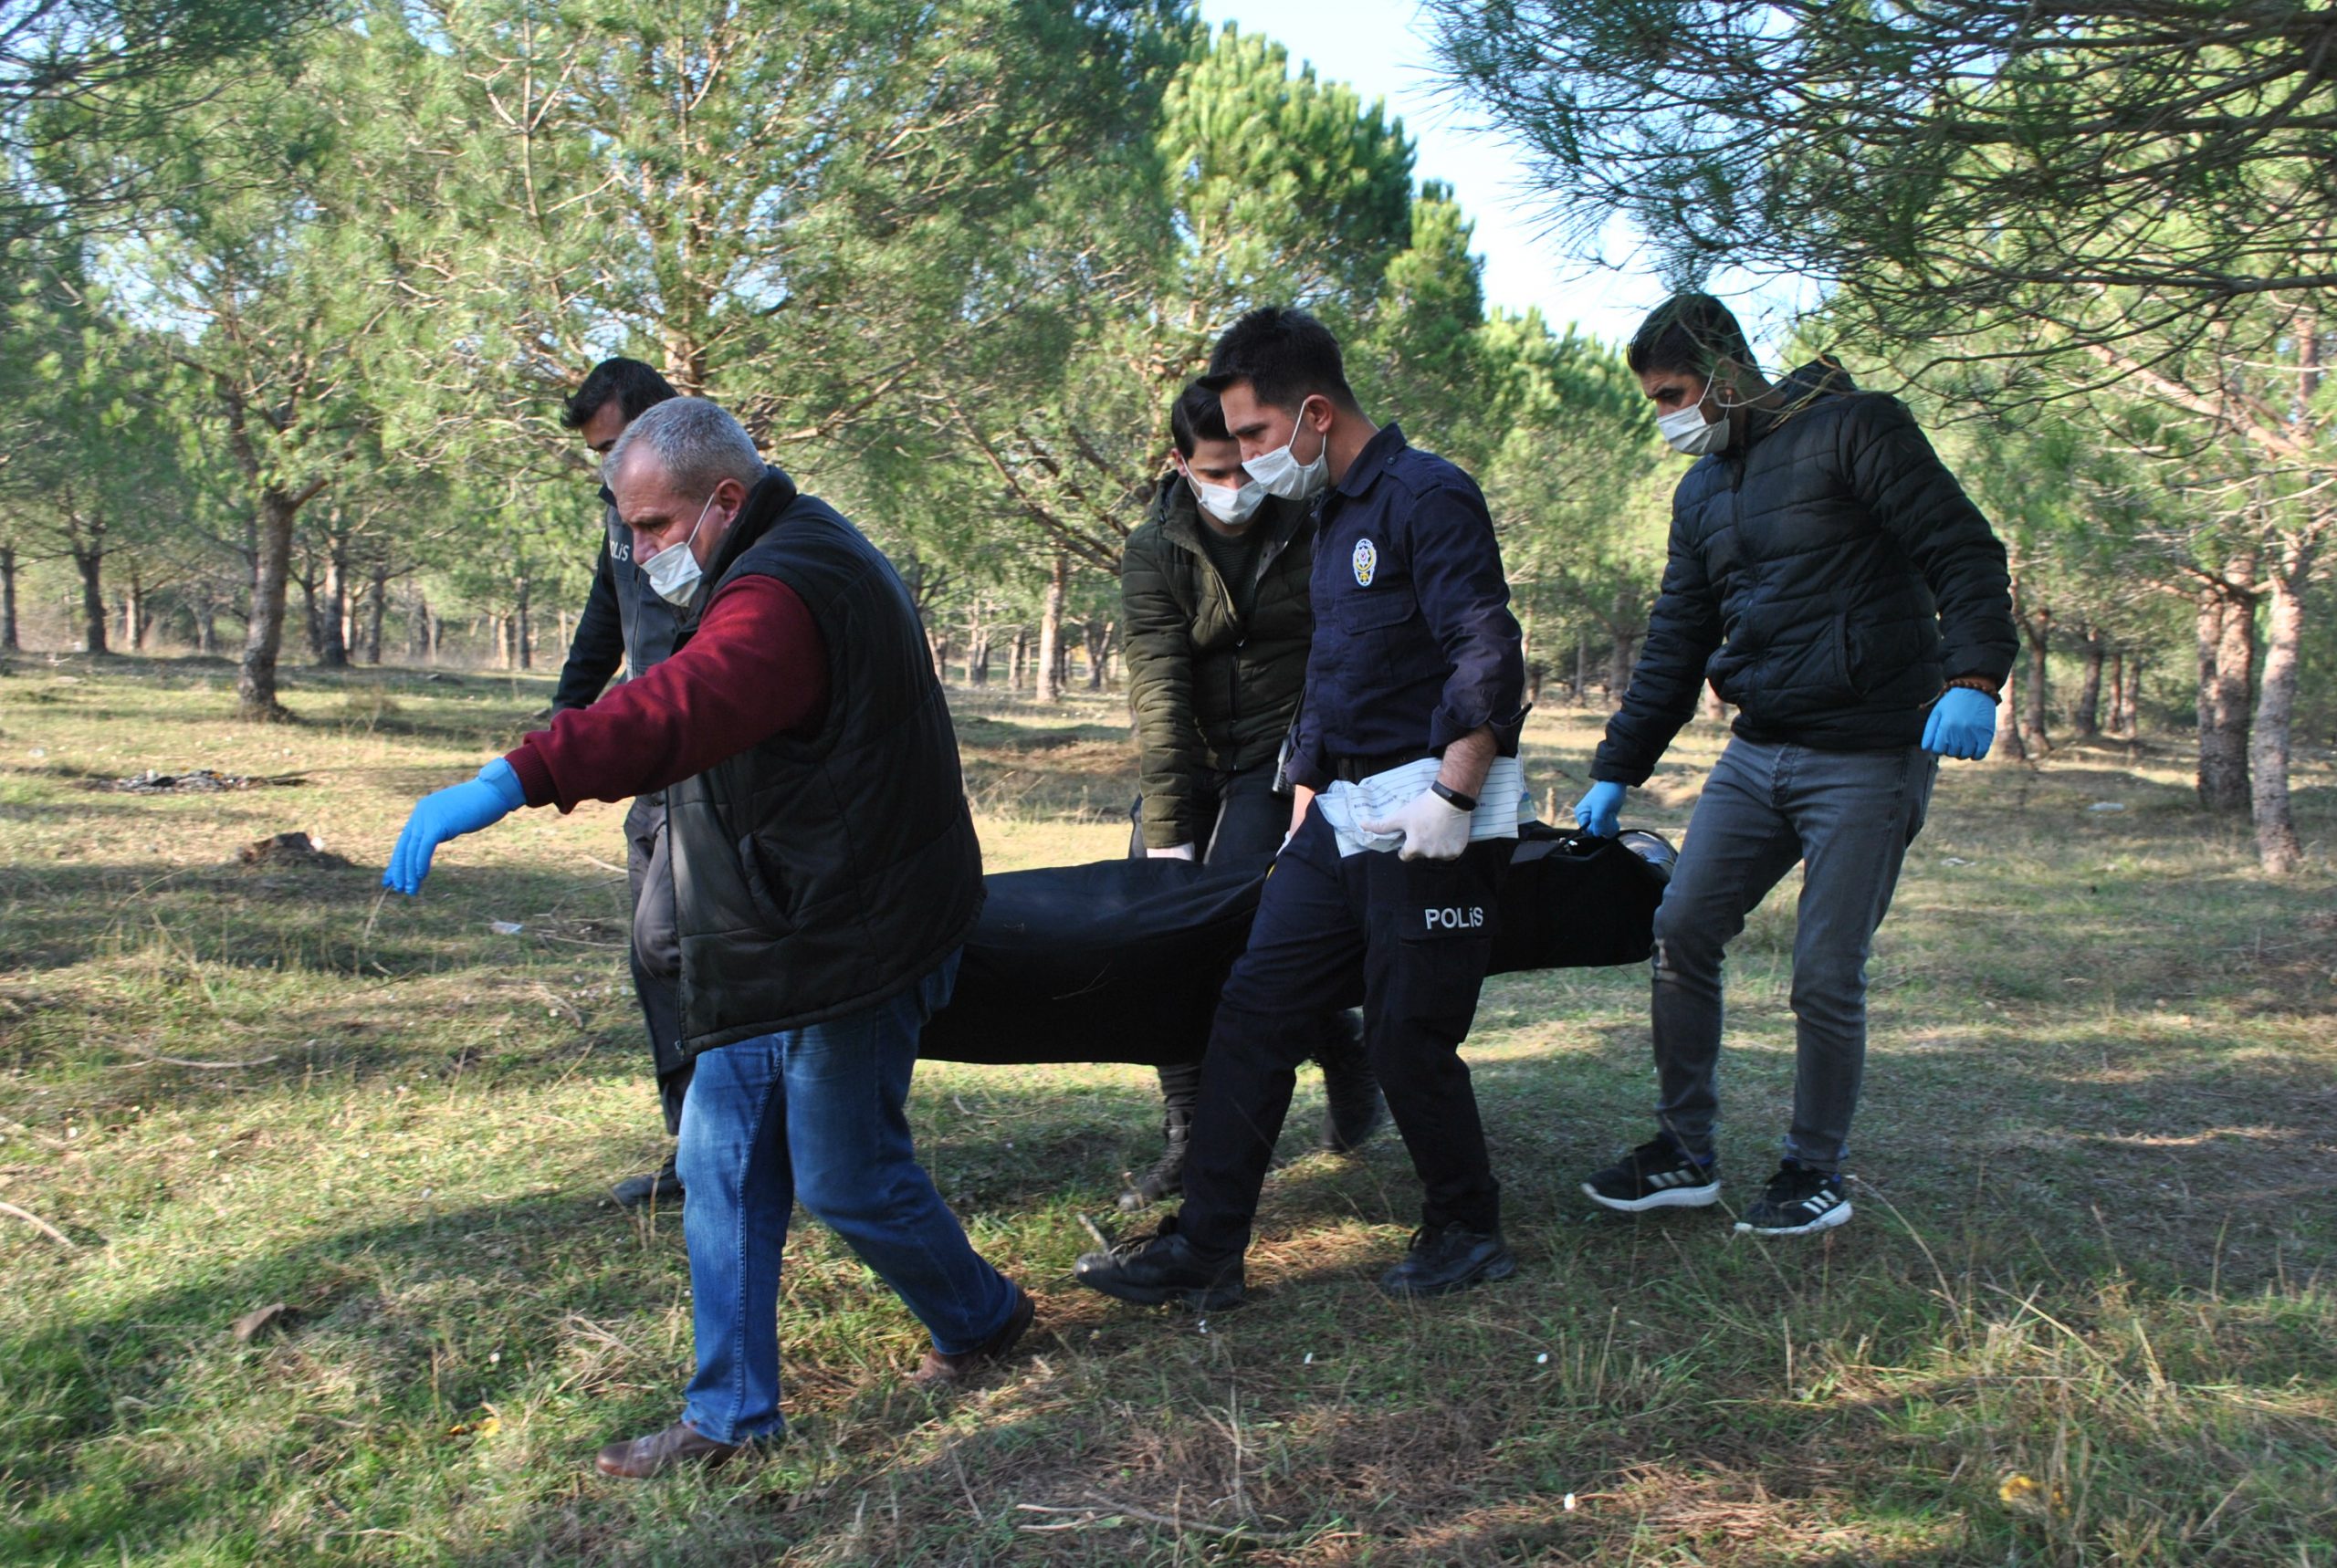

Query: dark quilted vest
[665,471,983,1054]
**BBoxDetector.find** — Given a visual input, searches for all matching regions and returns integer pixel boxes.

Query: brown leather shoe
[593,1420,743,1479]
[913,1288,1036,1386]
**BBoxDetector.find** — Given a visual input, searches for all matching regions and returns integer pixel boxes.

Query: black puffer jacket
[1593,361,2017,785]
[1120,475,1315,849]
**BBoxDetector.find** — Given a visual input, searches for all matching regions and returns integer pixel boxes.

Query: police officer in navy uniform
[1074,307,1531,1307]
[549,358,688,1207]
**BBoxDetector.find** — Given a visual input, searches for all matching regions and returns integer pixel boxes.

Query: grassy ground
[2,653,2332,1567]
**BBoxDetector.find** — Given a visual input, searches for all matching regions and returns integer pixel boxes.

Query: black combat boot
[1378,1223,1516,1299]
[1119,1061,1200,1210]
[1314,1011,1384,1155]
[1074,1221,1245,1311]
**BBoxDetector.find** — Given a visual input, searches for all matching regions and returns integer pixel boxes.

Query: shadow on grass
[0,862,640,1121]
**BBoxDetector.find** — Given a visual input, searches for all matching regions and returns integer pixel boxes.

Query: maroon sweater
[505,576,829,812]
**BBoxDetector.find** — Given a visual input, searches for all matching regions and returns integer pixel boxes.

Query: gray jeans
[1650,737,1936,1172]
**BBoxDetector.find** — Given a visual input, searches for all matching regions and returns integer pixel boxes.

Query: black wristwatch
[1429,779,1478,814]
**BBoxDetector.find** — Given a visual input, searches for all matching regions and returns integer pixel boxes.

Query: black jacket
[1288,423,1525,789]
[663,469,984,1055]
[1593,362,2017,784]
[1119,476,1314,848]
[551,501,683,713]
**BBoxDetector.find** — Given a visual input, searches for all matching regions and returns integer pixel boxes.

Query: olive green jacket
[1119,473,1315,849]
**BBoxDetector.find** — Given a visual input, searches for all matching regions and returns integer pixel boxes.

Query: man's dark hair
[1626,293,1756,379]
[1168,382,1231,458]
[560,357,679,431]
[1200,306,1359,413]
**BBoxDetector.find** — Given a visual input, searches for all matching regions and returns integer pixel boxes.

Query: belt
[1329,749,1432,784]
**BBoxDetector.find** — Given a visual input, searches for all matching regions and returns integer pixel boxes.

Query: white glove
[1146,842,1196,861]
[1358,789,1472,862]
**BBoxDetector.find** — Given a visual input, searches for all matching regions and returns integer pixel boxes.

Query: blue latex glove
[1921,685,1997,760]
[1573,780,1627,838]
[383,758,527,894]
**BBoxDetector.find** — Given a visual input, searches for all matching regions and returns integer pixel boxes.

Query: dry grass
[2,652,2333,1566]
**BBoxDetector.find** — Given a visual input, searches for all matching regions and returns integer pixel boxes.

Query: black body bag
[920,822,1672,1068]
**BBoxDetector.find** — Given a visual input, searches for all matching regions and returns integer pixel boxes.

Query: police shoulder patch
[1352,537,1378,587]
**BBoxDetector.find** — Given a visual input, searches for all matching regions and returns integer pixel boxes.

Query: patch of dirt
[236,831,352,870]
[105,768,308,795]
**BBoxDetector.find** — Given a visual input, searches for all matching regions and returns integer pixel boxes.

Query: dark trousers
[624,793,694,1136]
[1133,762,1296,1110]
[1127,760,1292,868]
[1177,802,1509,1258]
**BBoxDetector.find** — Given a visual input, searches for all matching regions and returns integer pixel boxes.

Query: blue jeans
[675,952,1018,1444]
[1650,737,1936,1173]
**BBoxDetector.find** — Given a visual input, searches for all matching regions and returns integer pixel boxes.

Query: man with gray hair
[384,396,1033,1477]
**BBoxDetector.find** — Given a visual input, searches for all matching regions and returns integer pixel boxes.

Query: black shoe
[1378,1224,1516,1299]
[613,1155,684,1208]
[1315,1014,1384,1155]
[1735,1162,1852,1236]
[1117,1106,1191,1211]
[1073,1224,1245,1311]
[1580,1135,1720,1213]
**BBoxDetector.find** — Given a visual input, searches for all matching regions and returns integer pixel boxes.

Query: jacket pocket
[631,820,681,979]
[1337,583,1417,631]
[735,833,796,934]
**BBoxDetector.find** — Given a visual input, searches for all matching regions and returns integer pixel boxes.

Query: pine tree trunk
[1605,630,1636,699]
[76,545,108,655]
[2019,601,2050,757]
[0,544,16,653]
[1036,555,1065,703]
[2118,653,2144,739]
[238,490,299,719]
[1084,618,1110,691]
[1010,625,1030,690]
[317,550,349,668]
[1703,682,1726,725]
[362,566,387,664]
[2196,567,2257,812]
[1996,658,2028,762]
[2073,627,2104,737]
[514,578,533,672]
[2106,651,2124,737]
[2248,543,2317,873]
[1573,636,1589,703]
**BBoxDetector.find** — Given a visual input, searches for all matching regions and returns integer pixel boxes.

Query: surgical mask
[1184,467,1265,527]
[1657,380,1732,456]
[1243,400,1330,500]
[642,491,720,607]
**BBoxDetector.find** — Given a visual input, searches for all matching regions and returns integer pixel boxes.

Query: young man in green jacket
[1116,382,1379,1207]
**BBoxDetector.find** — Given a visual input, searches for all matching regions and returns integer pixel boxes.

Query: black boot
[613,1151,684,1208]
[1378,1224,1515,1299]
[1315,1011,1383,1155]
[1074,1221,1245,1311]
[1119,1103,1192,1211]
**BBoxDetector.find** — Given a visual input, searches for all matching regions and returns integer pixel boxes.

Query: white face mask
[1657,379,1732,456]
[1183,465,1265,528]
[1243,399,1330,500]
[642,490,721,607]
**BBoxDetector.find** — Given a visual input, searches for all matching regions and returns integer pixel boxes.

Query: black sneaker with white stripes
[1734,1162,1852,1236]
[1580,1135,1721,1212]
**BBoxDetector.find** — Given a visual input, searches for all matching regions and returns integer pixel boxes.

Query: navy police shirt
[1284,423,1526,791]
